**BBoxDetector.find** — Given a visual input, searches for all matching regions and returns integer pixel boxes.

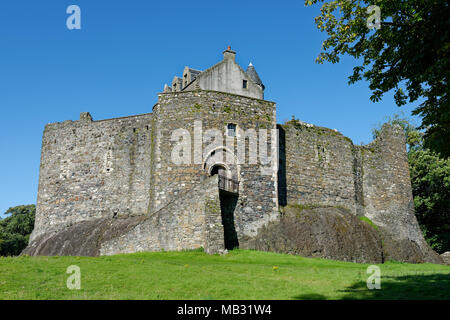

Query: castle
[24,47,441,263]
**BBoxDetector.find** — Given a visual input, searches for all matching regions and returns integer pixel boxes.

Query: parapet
[80,112,93,122]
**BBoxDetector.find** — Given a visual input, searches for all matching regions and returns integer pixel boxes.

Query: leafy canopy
[305,0,450,158]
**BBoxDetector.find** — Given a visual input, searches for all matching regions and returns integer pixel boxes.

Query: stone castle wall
[152,90,279,241]
[279,121,358,213]
[279,121,441,263]
[24,174,223,256]
[31,112,153,242]
[31,89,279,253]
[359,125,441,262]
[279,120,414,218]
[28,89,441,262]
[99,175,222,255]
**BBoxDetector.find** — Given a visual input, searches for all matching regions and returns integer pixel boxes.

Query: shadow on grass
[293,273,450,300]
[293,293,327,300]
[342,273,450,300]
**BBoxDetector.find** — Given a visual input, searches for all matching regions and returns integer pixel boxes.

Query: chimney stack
[223,45,236,61]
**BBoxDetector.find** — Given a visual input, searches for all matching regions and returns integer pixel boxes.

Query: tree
[373,115,449,253]
[0,205,35,256]
[409,148,450,253]
[306,0,450,158]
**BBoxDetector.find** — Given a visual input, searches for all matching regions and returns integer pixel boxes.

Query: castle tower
[246,62,265,91]
[152,72,278,251]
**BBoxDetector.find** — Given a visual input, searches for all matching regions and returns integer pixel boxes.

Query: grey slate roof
[189,68,202,81]
[246,63,264,89]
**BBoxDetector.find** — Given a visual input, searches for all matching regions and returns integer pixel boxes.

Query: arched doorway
[203,146,239,180]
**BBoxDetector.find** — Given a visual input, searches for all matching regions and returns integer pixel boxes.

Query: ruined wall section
[281,121,441,263]
[31,112,153,241]
[281,121,358,213]
[152,90,278,241]
[360,124,441,263]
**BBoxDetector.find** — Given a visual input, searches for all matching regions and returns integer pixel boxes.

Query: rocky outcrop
[241,206,384,264]
[379,231,442,264]
[241,205,443,264]
[22,216,147,256]
[441,252,450,265]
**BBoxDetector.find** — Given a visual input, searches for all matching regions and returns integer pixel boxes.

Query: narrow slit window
[242,80,247,89]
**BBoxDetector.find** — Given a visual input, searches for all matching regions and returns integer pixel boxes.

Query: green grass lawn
[0,249,449,300]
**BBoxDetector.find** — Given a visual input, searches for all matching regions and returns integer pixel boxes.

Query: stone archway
[203,146,239,180]
[210,164,227,177]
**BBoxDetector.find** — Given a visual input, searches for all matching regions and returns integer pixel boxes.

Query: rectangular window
[242,80,247,89]
[227,123,236,137]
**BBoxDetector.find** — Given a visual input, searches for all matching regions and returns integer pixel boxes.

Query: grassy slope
[0,249,449,300]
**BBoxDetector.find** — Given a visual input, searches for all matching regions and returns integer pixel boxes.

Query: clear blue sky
[0,0,420,216]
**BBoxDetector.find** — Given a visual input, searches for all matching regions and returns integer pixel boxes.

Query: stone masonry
[25,48,442,263]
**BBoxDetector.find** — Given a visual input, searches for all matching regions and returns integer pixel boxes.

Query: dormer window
[227,123,236,137]
[242,80,247,89]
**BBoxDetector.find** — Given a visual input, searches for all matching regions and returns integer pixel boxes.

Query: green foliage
[192,103,202,111]
[373,114,449,253]
[305,0,450,158]
[0,250,448,299]
[409,148,450,254]
[358,216,379,231]
[0,205,35,256]
[223,105,232,113]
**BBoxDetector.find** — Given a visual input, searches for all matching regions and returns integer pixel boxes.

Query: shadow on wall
[219,189,239,250]
[293,272,450,300]
[277,125,287,207]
